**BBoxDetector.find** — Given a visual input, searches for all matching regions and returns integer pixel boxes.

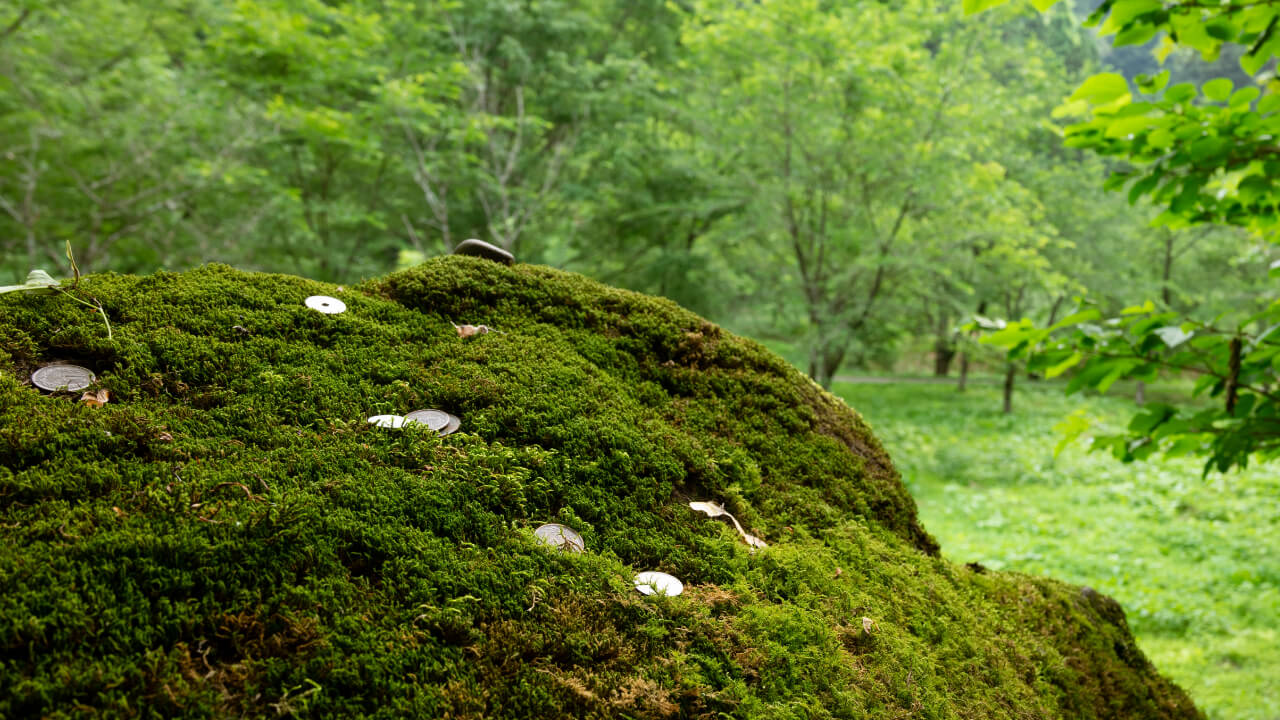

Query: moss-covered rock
[0,258,1200,719]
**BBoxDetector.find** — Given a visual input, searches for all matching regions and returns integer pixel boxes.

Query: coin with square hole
[32,364,96,393]
[305,295,347,314]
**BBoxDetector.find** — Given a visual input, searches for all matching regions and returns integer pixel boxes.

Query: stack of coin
[405,409,461,436]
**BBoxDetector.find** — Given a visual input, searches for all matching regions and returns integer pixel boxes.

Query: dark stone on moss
[0,257,1203,719]
[453,238,515,265]
[1082,585,1129,629]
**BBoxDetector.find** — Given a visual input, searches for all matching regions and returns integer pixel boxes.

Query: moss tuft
[0,257,1199,718]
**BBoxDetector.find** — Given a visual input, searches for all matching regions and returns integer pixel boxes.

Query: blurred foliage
[3,0,1271,393]
[837,379,1280,720]
[965,0,1280,472]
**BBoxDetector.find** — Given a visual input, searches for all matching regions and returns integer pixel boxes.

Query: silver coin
[534,523,585,553]
[438,412,461,437]
[367,414,406,428]
[634,571,683,597]
[31,364,96,392]
[305,295,346,314]
[404,409,450,431]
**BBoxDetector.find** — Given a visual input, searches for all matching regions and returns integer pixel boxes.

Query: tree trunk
[933,313,955,377]
[935,342,955,377]
[1135,380,1146,406]
[1162,231,1173,307]
[958,300,986,393]
[1002,363,1016,414]
[815,341,848,390]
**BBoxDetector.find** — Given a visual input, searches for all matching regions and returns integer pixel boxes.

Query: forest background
[2,0,1277,718]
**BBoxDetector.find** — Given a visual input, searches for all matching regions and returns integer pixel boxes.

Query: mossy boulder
[0,258,1201,719]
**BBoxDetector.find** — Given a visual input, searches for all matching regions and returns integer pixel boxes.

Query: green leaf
[1238,175,1272,204]
[1052,408,1090,458]
[962,0,1011,14]
[1165,83,1197,104]
[1030,0,1062,9]
[1204,18,1237,43]
[1104,114,1156,138]
[1129,173,1161,204]
[1136,70,1171,93]
[1260,93,1280,114]
[1069,73,1131,105]
[1242,16,1280,75]
[1115,23,1158,47]
[1106,0,1163,27]
[1049,308,1103,331]
[1164,435,1207,458]
[1203,78,1234,102]
[1045,351,1084,379]
[1155,326,1194,347]
[1128,404,1176,434]
[1230,87,1261,107]
[0,269,60,295]
[1097,359,1142,393]
[1190,136,1230,164]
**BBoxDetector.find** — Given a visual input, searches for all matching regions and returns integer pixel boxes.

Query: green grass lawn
[834,379,1280,720]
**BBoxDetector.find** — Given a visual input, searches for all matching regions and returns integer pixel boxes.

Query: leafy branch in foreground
[958,0,1280,474]
[977,299,1280,474]
[969,1,1280,238]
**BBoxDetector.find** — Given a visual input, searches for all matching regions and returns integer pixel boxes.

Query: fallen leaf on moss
[834,567,843,579]
[862,617,876,634]
[157,431,174,442]
[452,321,506,337]
[689,500,767,550]
[689,501,727,518]
[80,388,109,408]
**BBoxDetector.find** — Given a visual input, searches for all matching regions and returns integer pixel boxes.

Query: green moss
[0,258,1199,718]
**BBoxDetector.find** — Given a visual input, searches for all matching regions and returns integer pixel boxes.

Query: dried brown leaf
[862,617,876,635]
[451,321,506,337]
[80,388,109,408]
